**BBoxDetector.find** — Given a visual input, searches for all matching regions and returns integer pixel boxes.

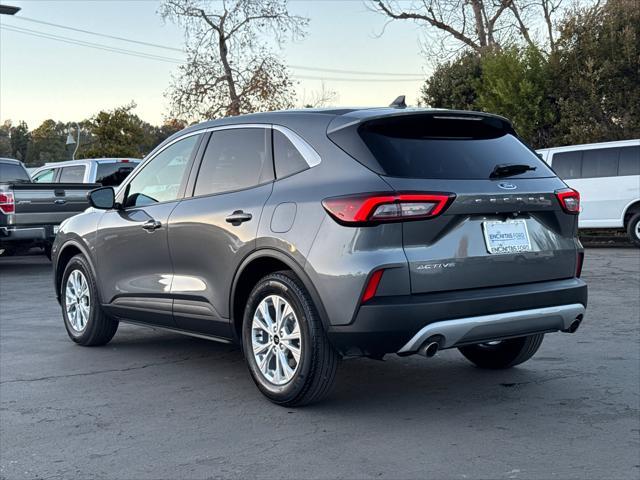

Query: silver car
[52,107,588,406]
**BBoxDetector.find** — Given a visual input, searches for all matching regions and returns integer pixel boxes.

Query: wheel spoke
[65,269,90,333]
[251,294,302,386]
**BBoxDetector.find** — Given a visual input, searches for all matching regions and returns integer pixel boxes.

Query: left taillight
[0,192,15,214]
[556,188,580,214]
[322,192,454,225]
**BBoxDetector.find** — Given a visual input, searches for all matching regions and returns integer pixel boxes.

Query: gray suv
[52,107,588,406]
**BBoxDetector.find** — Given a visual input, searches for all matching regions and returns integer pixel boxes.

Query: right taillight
[0,192,15,214]
[556,188,580,214]
[322,192,455,225]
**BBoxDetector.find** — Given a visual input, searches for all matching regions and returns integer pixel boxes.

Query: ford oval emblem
[498,182,517,190]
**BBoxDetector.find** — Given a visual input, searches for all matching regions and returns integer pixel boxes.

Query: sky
[0,0,430,128]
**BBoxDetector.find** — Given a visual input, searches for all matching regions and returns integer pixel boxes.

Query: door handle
[225,210,252,226]
[141,219,162,231]
[54,199,66,204]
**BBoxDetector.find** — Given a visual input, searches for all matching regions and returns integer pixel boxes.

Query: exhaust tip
[421,341,439,358]
[565,315,583,333]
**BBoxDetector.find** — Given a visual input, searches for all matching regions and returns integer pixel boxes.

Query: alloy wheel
[65,269,91,332]
[251,295,302,385]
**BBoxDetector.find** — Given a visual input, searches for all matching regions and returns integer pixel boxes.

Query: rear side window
[96,162,139,186]
[552,151,582,179]
[353,116,554,179]
[618,146,640,176]
[0,162,30,183]
[194,128,272,197]
[582,148,618,178]
[59,166,85,183]
[273,130,308,178]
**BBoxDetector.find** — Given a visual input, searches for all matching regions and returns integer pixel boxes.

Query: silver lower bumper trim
[397,303,586,354]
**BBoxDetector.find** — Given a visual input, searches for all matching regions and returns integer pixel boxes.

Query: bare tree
[301,82,339,108]
[160,0,308,120]
[371,0,577,56]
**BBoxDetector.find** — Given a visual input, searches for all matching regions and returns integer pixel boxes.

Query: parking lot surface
[1,249,639,480]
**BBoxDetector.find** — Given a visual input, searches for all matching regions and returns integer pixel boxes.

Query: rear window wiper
[490,164,536,179]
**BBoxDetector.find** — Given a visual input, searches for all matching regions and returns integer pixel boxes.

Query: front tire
[627,213,640,247]
[458,334,544,369]
[61,254,118,346]
[242,271,339,407]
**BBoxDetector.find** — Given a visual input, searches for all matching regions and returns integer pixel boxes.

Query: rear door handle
[225,210,252,226]
[54,199,66,204]
[142,219,162,231]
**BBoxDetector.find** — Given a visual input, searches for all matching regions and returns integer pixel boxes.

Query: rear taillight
[556,188,580,214]
[576,251,584,277]
[0,192,15,214]
[322,192,454,225]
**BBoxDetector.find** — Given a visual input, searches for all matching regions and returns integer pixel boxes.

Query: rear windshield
[96,161,139,186]
[0,162,31,183]
[356,116,554,179]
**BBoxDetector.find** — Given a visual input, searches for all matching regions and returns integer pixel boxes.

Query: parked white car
[31,158,141,187]
[537,139,640,245]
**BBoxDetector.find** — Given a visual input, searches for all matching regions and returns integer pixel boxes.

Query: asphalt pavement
[0,249,638,479]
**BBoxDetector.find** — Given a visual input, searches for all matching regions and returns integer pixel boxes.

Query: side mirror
[88,187,115,210]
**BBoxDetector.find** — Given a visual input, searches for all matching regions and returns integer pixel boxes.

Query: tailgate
[383,176,578,293]
[10,183,96,227]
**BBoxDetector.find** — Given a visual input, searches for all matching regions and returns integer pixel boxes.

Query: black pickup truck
[0,158,97,258]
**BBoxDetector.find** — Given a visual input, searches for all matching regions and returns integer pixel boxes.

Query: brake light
[322,192,454,225]
[362,269,384,303]
[556,188,580,214]
[0,192,15,214]
[576,251,584,277]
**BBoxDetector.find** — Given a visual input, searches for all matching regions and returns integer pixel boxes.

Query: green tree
[79,103,145,158]
[27,119,67,166]
[419,52,482,110]
[10,121,30,162]
[0,121,11,158]
[553,0,640,145]
[476,47,556,147]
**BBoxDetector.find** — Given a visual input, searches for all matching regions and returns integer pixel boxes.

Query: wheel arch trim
[54,239,100,304]
[229,248,331,341]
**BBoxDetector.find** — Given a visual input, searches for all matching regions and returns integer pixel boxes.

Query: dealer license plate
[482,220,531,254]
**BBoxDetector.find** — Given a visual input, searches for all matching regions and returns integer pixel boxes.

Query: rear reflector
[362,269,384,303]
[576,251,584,277]
[556,188,580,214]
[0,192,15,214]
[322,192,454,225]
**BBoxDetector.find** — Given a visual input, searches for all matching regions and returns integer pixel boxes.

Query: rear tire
[242,271,339,407]
[627,213,640,247]
[61,254,118,346]
[458,334,544,369]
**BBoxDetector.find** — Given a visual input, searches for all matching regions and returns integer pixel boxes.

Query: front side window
[33,168,56,183]
[59,165,86,183]
[124,135,200,208]
[618,146,640,176]
[552,151,582,179]
[194,128,272,197]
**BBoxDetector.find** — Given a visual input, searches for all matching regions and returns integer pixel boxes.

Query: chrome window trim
[117,122,321,197]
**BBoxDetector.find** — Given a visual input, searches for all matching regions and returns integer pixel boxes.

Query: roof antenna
[389,95,407,109]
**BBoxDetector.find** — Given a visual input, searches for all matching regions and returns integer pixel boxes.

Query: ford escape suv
[52,107,588,406]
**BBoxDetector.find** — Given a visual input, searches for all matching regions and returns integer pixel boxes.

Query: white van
[537,139,640,246]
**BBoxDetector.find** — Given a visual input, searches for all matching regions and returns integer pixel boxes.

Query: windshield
[0,162,31,183]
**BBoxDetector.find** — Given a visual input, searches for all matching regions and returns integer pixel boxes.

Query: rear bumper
[326,278,587,356]
[0,226,53,243]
